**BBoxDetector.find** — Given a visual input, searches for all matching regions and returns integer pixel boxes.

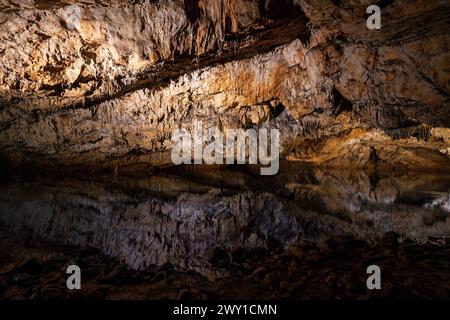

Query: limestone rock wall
[0,0,449,170]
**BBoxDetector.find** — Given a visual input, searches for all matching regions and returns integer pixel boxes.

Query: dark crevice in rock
[369,147,379,163]
[34,0,66,10]
[261,0,303,20]
[270,102,286,119]
[332,87,353,116]
[39,83,65,97]
[184,0,200,24]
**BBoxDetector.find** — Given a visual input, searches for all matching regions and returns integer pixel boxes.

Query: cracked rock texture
[0,0,449,170]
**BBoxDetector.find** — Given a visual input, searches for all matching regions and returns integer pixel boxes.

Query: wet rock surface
[0,164,449,299]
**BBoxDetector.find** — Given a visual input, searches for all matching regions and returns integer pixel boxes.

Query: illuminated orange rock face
[0,0,449,171]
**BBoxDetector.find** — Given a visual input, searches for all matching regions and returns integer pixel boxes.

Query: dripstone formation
[0,0,449,171]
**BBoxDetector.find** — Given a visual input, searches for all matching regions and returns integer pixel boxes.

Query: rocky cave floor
[0,234,449,300]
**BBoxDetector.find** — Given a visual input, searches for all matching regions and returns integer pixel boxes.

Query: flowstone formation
[0,0,449,171]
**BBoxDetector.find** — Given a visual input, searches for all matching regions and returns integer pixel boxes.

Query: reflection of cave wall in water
[0,0,449,171]
[0,166,448,278]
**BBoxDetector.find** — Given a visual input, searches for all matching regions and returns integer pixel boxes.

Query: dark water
[0,163,449,299]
